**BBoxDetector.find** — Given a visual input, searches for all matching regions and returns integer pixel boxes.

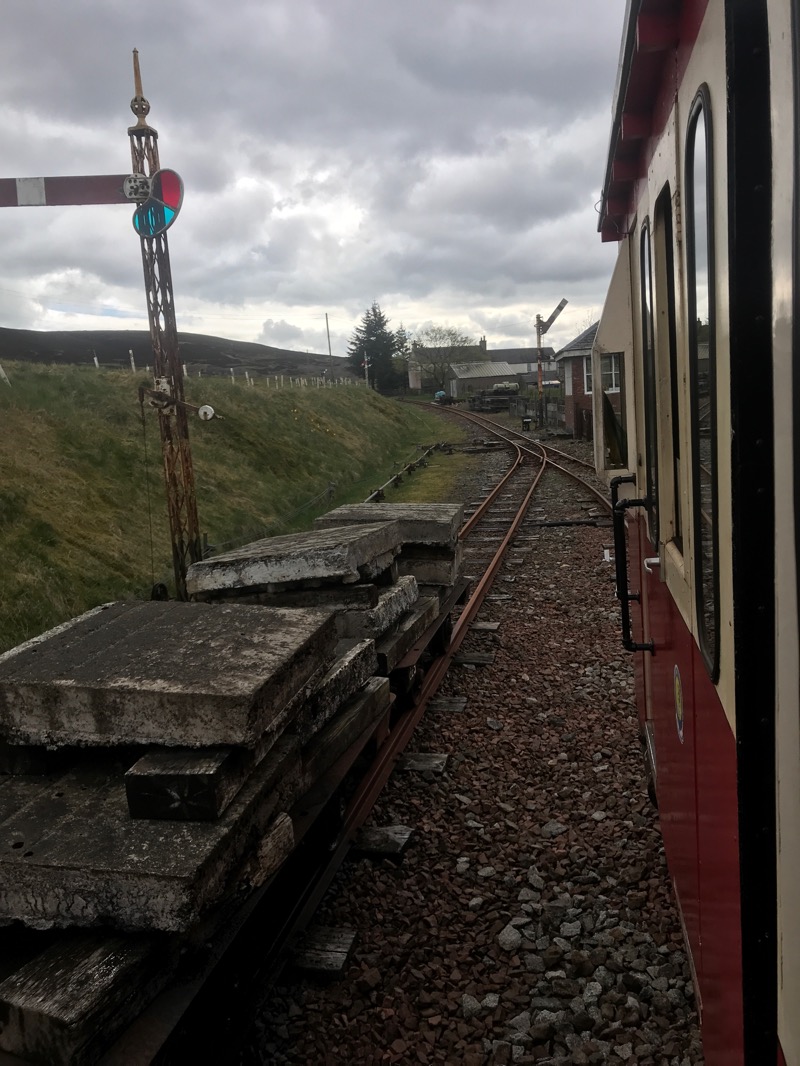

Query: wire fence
[207,481,339,556]
[139,441,447,598]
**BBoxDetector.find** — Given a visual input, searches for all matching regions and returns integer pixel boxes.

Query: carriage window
[686,89,719,678]
[640,222,659,546]
[600,352,627,467]
[655,185,682,552]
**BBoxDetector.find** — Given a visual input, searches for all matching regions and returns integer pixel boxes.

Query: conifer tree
[347,302,406,392]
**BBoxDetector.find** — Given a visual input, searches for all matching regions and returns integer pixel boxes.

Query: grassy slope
[0,363,472,652]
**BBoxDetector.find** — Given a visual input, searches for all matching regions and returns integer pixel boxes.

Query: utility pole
[128,51,201,599]
[536,299,568,428]
[325,312,333,377]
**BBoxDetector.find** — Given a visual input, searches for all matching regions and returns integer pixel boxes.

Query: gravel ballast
[240,432,704,1066]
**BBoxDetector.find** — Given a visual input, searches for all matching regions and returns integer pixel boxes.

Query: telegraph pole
[128,51,201,598]
[325,312,333,377]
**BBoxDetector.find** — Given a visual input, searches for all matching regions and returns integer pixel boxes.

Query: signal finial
[130,49,153,130]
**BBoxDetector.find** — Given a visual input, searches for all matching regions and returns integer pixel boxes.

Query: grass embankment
[0,363,474,653]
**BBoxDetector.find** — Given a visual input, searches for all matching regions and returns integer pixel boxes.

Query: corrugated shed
[449,360,515,379]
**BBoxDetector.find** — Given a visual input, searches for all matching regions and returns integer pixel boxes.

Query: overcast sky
[0,0,626,358]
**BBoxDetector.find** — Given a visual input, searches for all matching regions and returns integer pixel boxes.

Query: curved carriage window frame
[654,183,682,553]
[639,219,659,548]
[685,85,720,681]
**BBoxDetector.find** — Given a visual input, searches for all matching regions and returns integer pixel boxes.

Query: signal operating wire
[138,394,157,588]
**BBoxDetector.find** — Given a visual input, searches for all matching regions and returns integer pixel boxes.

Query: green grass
[0,364,474,652]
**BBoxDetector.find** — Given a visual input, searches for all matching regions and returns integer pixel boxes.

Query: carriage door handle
[643,557,660,574]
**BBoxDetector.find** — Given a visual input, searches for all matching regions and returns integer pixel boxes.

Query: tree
[411,325,475,392]
[392,322,412,390]
[347,303,407,392]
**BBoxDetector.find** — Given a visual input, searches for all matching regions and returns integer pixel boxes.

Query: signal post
[0,52,202,599]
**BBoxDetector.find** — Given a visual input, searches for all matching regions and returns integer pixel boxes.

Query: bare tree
[411,325,475,391]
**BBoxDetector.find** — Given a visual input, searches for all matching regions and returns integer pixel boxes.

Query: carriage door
[642,192,702,969]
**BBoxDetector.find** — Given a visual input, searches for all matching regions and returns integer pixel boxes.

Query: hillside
[0,326,354,379]
[0,362,466,653]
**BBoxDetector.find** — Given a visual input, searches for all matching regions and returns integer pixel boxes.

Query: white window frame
[600,353,621,394]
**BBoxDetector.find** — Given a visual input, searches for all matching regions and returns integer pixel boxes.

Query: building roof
[598,0,684,242]
[449,360,516,379]
[487,346,556,363]
[555,322,599,361]
[506,362,542,375]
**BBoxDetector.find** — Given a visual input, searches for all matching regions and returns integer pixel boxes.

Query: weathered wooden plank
[292,927,356,975]
[375,597,440,674]
[301,678,391,785]
[236,811,295,891]
[427,698,467,714]
[0,933,167,1066]
[354,825,414,859]
[453,651,496,665]
[470,621,500,632]
[397,753,448,775]
[125,748,244,821]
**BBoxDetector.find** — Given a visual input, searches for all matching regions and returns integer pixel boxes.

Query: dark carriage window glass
[640,222,659,546]
[601,352,628,468]
[686,89,719,678]
[655,186,683,552]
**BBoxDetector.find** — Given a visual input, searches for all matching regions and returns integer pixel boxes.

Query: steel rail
[229,436,545,1008]
[431,403,612,515]
[340,440,538,833]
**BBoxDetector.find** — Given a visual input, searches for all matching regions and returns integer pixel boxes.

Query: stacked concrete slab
[0,511,463,1062]
[0,597,391,1064]
[186,519,447,675]
[313,502,465,598]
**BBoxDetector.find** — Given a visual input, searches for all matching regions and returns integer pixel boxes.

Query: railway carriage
[594,0,798,1062]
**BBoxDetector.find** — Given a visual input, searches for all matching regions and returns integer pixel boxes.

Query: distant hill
[0,327,354,379]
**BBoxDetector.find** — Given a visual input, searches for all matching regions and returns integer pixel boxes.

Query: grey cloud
[257,318,306,346]
[0,0,628,347]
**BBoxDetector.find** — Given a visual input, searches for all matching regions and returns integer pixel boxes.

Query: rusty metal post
[128,51,200,598]
[536,314,544,428]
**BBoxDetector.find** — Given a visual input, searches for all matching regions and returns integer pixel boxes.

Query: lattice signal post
[128,50,201,599]
[0,51,201,599]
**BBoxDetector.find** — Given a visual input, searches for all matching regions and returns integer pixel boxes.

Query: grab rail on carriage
[610,474,655,654]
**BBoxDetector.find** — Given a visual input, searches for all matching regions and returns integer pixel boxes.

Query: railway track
[238,410,701,1065]
[144,417,597,1063]
[98,413,615,1065]
[3,410,699,1065]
